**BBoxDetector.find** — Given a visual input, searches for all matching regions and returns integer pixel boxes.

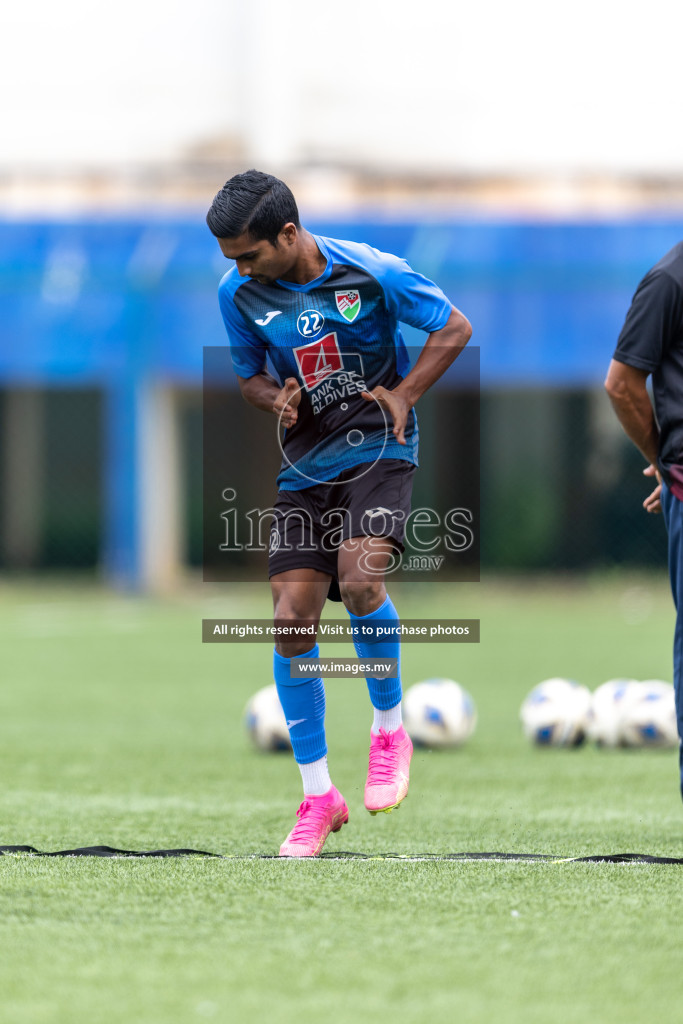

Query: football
[402,678,477,748]
[618,679,678,748]
[520,677,592,747]
[586,678,638,747]
[244,684,292,752]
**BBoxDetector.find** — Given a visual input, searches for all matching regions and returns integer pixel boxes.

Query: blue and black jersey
[218,235,453,490]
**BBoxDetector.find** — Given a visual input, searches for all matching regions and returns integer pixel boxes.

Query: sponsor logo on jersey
[269,528,281,554]
[294,333,368,415]
[294,333,344,390]
[255,310,282,326]
[335,289,361,323]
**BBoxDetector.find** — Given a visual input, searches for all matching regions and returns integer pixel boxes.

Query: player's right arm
[238,373,301,428]
[219,271,301,428]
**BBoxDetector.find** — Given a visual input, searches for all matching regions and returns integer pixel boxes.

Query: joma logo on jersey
[294,333,344,390]
[254,310,282,326]
[335,290,361,323]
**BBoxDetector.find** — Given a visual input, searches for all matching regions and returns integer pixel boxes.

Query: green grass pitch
[1,575,682,1023]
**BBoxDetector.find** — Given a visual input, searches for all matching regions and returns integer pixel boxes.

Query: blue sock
[273,645,327,765]
[347,595,402,711]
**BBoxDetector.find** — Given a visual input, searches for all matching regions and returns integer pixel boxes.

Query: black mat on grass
[1,845,683,863]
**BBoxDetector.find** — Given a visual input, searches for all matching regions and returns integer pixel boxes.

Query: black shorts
[268,459,416,601]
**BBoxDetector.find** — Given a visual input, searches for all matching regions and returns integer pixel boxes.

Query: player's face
[217,227,297,285]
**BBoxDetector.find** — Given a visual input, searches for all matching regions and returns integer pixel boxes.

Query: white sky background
[2,0,683,174]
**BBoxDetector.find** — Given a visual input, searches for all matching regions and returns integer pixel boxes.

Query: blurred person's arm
[604,358,661,511]
[604,359,659,465]
[606,265,683,514]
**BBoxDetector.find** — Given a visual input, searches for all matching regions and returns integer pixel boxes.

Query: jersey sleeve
[218,276,267,379]
[614,269,683,372]
[376,253,453,333]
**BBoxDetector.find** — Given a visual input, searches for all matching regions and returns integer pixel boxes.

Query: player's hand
[273,377,301,428]
[643,463,662,514]
[362,386,411,445]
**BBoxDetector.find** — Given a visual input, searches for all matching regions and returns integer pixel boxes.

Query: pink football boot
[365,725,413,814]
[279,785,349,857]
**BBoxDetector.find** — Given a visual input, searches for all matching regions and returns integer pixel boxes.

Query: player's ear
[279,223,298,247]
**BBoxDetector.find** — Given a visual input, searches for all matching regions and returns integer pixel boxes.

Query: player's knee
[272,599,320,658]
[275,639,317,658]
[339,580,386,617]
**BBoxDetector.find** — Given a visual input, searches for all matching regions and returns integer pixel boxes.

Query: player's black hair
[206,170,301,245]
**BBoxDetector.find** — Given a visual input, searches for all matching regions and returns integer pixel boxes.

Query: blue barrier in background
[2,215,682,586]
[3,216,683,384]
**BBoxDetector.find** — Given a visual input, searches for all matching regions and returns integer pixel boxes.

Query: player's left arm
[362,307,472,445]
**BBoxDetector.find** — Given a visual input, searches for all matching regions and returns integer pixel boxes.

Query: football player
[208,170,471,856]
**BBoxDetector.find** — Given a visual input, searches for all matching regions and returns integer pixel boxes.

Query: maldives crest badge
[335,289,361,323]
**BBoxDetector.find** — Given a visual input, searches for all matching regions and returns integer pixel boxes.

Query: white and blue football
[619,680,679,748]
[520,678,591,747]
[403,678,477,748]
[244,684,292,752]
[586,679,639,747]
